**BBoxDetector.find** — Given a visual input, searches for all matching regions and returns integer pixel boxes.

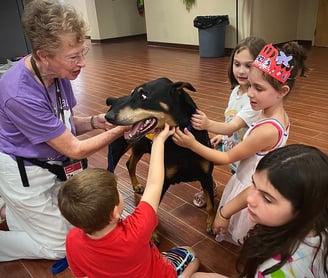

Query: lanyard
[30,56,65,124]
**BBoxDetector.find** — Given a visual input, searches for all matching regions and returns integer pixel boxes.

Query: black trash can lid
[193,15,229,29]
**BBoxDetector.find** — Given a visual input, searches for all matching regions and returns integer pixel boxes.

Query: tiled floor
[1,36,327,277]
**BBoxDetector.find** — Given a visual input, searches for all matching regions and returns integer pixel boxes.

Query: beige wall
[297,0,319,42]
[65,0,91,36]
[144,0,319,48]
[250,0,319,44]
[91,0,146,40]
[66,0,146,40]
[144,0,235,47]
[250,0,299,44]
[68,0,319,47]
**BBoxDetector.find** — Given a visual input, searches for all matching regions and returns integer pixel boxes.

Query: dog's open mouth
[124,117,158,142]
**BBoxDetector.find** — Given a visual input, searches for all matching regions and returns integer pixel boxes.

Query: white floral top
[256,236,325,278]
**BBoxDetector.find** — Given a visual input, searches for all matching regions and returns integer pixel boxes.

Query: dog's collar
[145,133,155,140]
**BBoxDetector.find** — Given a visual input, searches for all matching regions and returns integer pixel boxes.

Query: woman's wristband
[90,115,97,129]
[218,206,230,221]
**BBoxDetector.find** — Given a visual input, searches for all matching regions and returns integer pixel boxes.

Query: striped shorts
[162,247,195,276]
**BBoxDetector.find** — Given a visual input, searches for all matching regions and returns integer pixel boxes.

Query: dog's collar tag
[145,133,154,140]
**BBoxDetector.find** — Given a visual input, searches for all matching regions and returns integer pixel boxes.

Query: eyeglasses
[64,47,89,65]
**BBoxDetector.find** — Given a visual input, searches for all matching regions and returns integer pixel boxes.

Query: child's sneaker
[192,182,217,208]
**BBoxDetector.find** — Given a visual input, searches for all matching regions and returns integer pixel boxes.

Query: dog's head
[105,77,197,142]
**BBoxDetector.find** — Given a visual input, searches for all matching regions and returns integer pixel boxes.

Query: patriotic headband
[253,44,293,83]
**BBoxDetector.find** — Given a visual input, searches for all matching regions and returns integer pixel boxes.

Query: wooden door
[314,0,328,47]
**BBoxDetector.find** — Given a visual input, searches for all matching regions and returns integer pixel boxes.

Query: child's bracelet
[218,206,230,221]
[90,115,97,129]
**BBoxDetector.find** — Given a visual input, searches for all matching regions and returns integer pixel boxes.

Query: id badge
[63,160,83,180]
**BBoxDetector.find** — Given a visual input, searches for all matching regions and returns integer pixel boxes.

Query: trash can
[194,15,229,58]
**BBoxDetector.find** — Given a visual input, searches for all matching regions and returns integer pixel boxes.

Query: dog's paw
[206,217,215,235]
[206,224,215,235]
[133,184,145,194]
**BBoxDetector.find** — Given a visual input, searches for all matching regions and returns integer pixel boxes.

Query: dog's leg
[126,150,145,194]
[151,228,160,246]
[107,137,129,172]
[126,138,152,194]
[202,177,217,234]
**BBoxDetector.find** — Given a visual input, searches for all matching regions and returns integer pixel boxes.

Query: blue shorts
[162,247,195,276]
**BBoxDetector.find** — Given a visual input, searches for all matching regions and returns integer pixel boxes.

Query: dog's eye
[140,93,147,101]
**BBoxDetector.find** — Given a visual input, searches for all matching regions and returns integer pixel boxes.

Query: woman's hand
[94,114,131,134]
[172,126,196,149]
[92,113,114,130]
[191,109,209,130]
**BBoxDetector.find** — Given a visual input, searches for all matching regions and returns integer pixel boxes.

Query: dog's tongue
[124,121,144,140]
[123,118,157,141]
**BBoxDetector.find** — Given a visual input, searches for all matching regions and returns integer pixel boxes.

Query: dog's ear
[179,89,198,112]
[172,82,196,92]
[171,82,198,118]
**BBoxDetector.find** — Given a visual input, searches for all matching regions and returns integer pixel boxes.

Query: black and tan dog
[105,77,216,235]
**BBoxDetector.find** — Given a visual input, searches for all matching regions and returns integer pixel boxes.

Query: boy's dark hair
[58,168,119,235]
[237,144,328,277]
[228,36,267,89]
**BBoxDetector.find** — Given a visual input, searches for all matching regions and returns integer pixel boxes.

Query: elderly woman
[0,0,126,261]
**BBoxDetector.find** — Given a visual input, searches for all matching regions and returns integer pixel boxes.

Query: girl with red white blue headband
[172,42,308,245]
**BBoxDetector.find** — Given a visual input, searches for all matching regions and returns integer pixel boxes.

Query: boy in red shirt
[58,124,199,278]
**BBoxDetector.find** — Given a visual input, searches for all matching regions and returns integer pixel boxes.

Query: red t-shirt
[66,201,176,278]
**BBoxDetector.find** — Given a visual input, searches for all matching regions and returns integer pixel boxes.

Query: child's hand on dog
[153,123,175,143]
[172,126,196,149]
[211,134,223,148]
[191,109,210,131]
